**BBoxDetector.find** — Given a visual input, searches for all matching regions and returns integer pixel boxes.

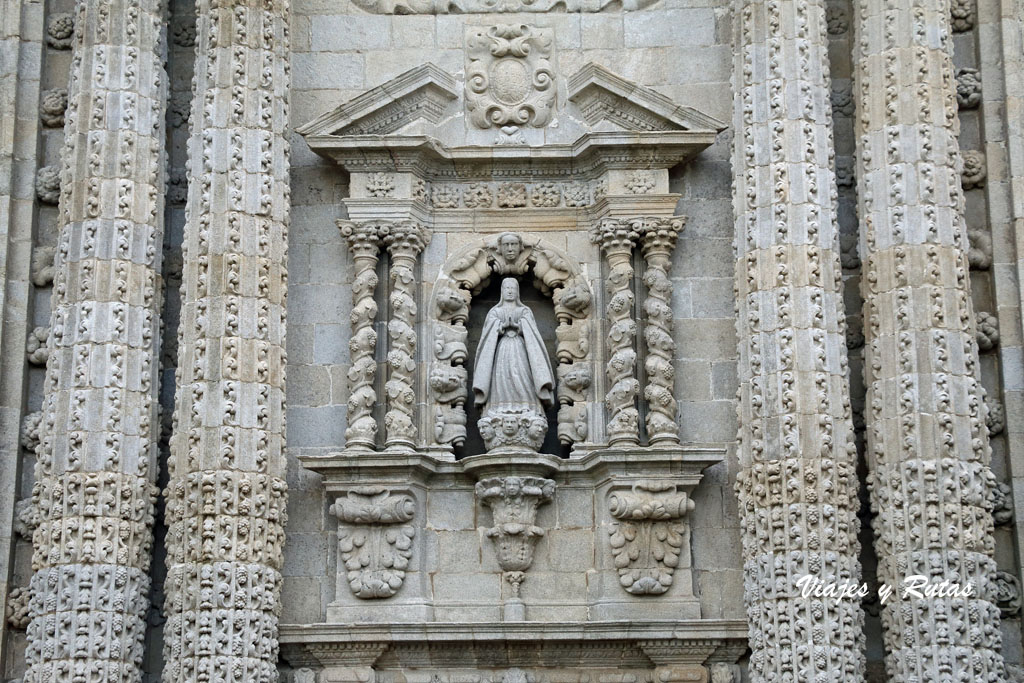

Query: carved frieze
[332,488,417,599]
[607,482,693,595]
[466,25,555,134]
[346,0,657,14]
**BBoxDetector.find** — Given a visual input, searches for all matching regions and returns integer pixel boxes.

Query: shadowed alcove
[455,274,566,459]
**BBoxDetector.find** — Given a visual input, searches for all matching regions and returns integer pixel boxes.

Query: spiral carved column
[383,221,429,451]
[639,217,684,444]
[731,0,866,679]
[339,220,381,450]
[25,1,167,680]
[853,0,1005,677]
[591,219,640,446]
[162,0,291,680]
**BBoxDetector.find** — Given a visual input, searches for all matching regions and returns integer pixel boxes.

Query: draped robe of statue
[473,278,554,451]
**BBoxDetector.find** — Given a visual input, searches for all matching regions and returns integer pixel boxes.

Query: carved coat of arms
[465,24,555,131]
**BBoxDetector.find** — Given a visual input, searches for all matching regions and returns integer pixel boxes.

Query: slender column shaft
[383,221,429,451]
[26,1,167,680]
[163,1,291,680]
[591,220,640,446]
[853,0,1004,678]
[731,0,866,680]
[639,217,684,444]
[339,220,381,450]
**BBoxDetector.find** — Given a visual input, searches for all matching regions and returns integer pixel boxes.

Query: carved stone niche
[297,60,723,460]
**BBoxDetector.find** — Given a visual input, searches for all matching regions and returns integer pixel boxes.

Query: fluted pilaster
[731,0,866,679]
[853,0,1004,678]
[162,1,291,680]
[25,1,167,680]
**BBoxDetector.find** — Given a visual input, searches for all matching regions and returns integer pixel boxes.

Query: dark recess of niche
[454,275,569,460]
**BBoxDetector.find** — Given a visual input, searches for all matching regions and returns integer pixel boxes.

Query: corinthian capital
[590,218,640,255]
[339,220,382,257]
[382,220,430,257]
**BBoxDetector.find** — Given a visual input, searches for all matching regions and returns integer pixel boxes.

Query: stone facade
[1,0,1023,681]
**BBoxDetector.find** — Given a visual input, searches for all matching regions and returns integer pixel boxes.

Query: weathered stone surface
[162,1,292,680]
[731,0,866,679]
[25,1,168,680]
[852,0,1006,677]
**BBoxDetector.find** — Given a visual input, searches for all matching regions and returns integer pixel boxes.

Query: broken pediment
[297,61,726,178]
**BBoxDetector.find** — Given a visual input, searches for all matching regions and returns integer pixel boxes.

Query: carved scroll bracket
[608,481,694,595]
[476,475,555,619]
[331,487,417,599]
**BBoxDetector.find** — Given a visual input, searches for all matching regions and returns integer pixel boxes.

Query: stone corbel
[339,220,383,450]
[475,475,555,620]
[608,481,694,595]
[590,219,641,445]
[331,487,417,599]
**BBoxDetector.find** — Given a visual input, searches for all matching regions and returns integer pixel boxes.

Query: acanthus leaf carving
[607,481,693,595]
[331,488,417,599]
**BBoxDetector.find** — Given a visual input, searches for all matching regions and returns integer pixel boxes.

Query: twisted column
[163,1,291,680]
[731,0,866,680]
[639,217,684,444]
[590,220,640,446]
[25,1,167,680]
[383,221,428,451]
[339,220,381,450]
[853,0,1004,678]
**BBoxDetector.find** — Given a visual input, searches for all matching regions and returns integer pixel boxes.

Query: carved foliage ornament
[466,25,555,131]
[608,481,694,595]
[331,488,416,599]
[476,476,555,576]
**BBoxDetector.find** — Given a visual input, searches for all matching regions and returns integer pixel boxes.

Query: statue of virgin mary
[472,278,554,452]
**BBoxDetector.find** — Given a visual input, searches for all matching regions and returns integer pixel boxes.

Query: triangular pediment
[567,63,726,133]
[297,62,725,178]
[295,63,458,138]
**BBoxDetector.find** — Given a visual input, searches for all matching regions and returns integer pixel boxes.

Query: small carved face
[501,415,519,436]
[499,233,523,263]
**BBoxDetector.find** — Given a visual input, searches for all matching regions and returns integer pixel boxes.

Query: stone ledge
[280,620,750,669]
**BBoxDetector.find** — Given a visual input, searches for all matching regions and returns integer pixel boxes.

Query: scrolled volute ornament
[331,488,417,599]
[607,481,694,595]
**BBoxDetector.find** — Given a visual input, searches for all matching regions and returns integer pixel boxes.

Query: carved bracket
[608,481,694,595]
[476,476,555,578]
[331,488,417,599]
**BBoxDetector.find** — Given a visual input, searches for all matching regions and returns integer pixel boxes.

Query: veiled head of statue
[500,277,520,302]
